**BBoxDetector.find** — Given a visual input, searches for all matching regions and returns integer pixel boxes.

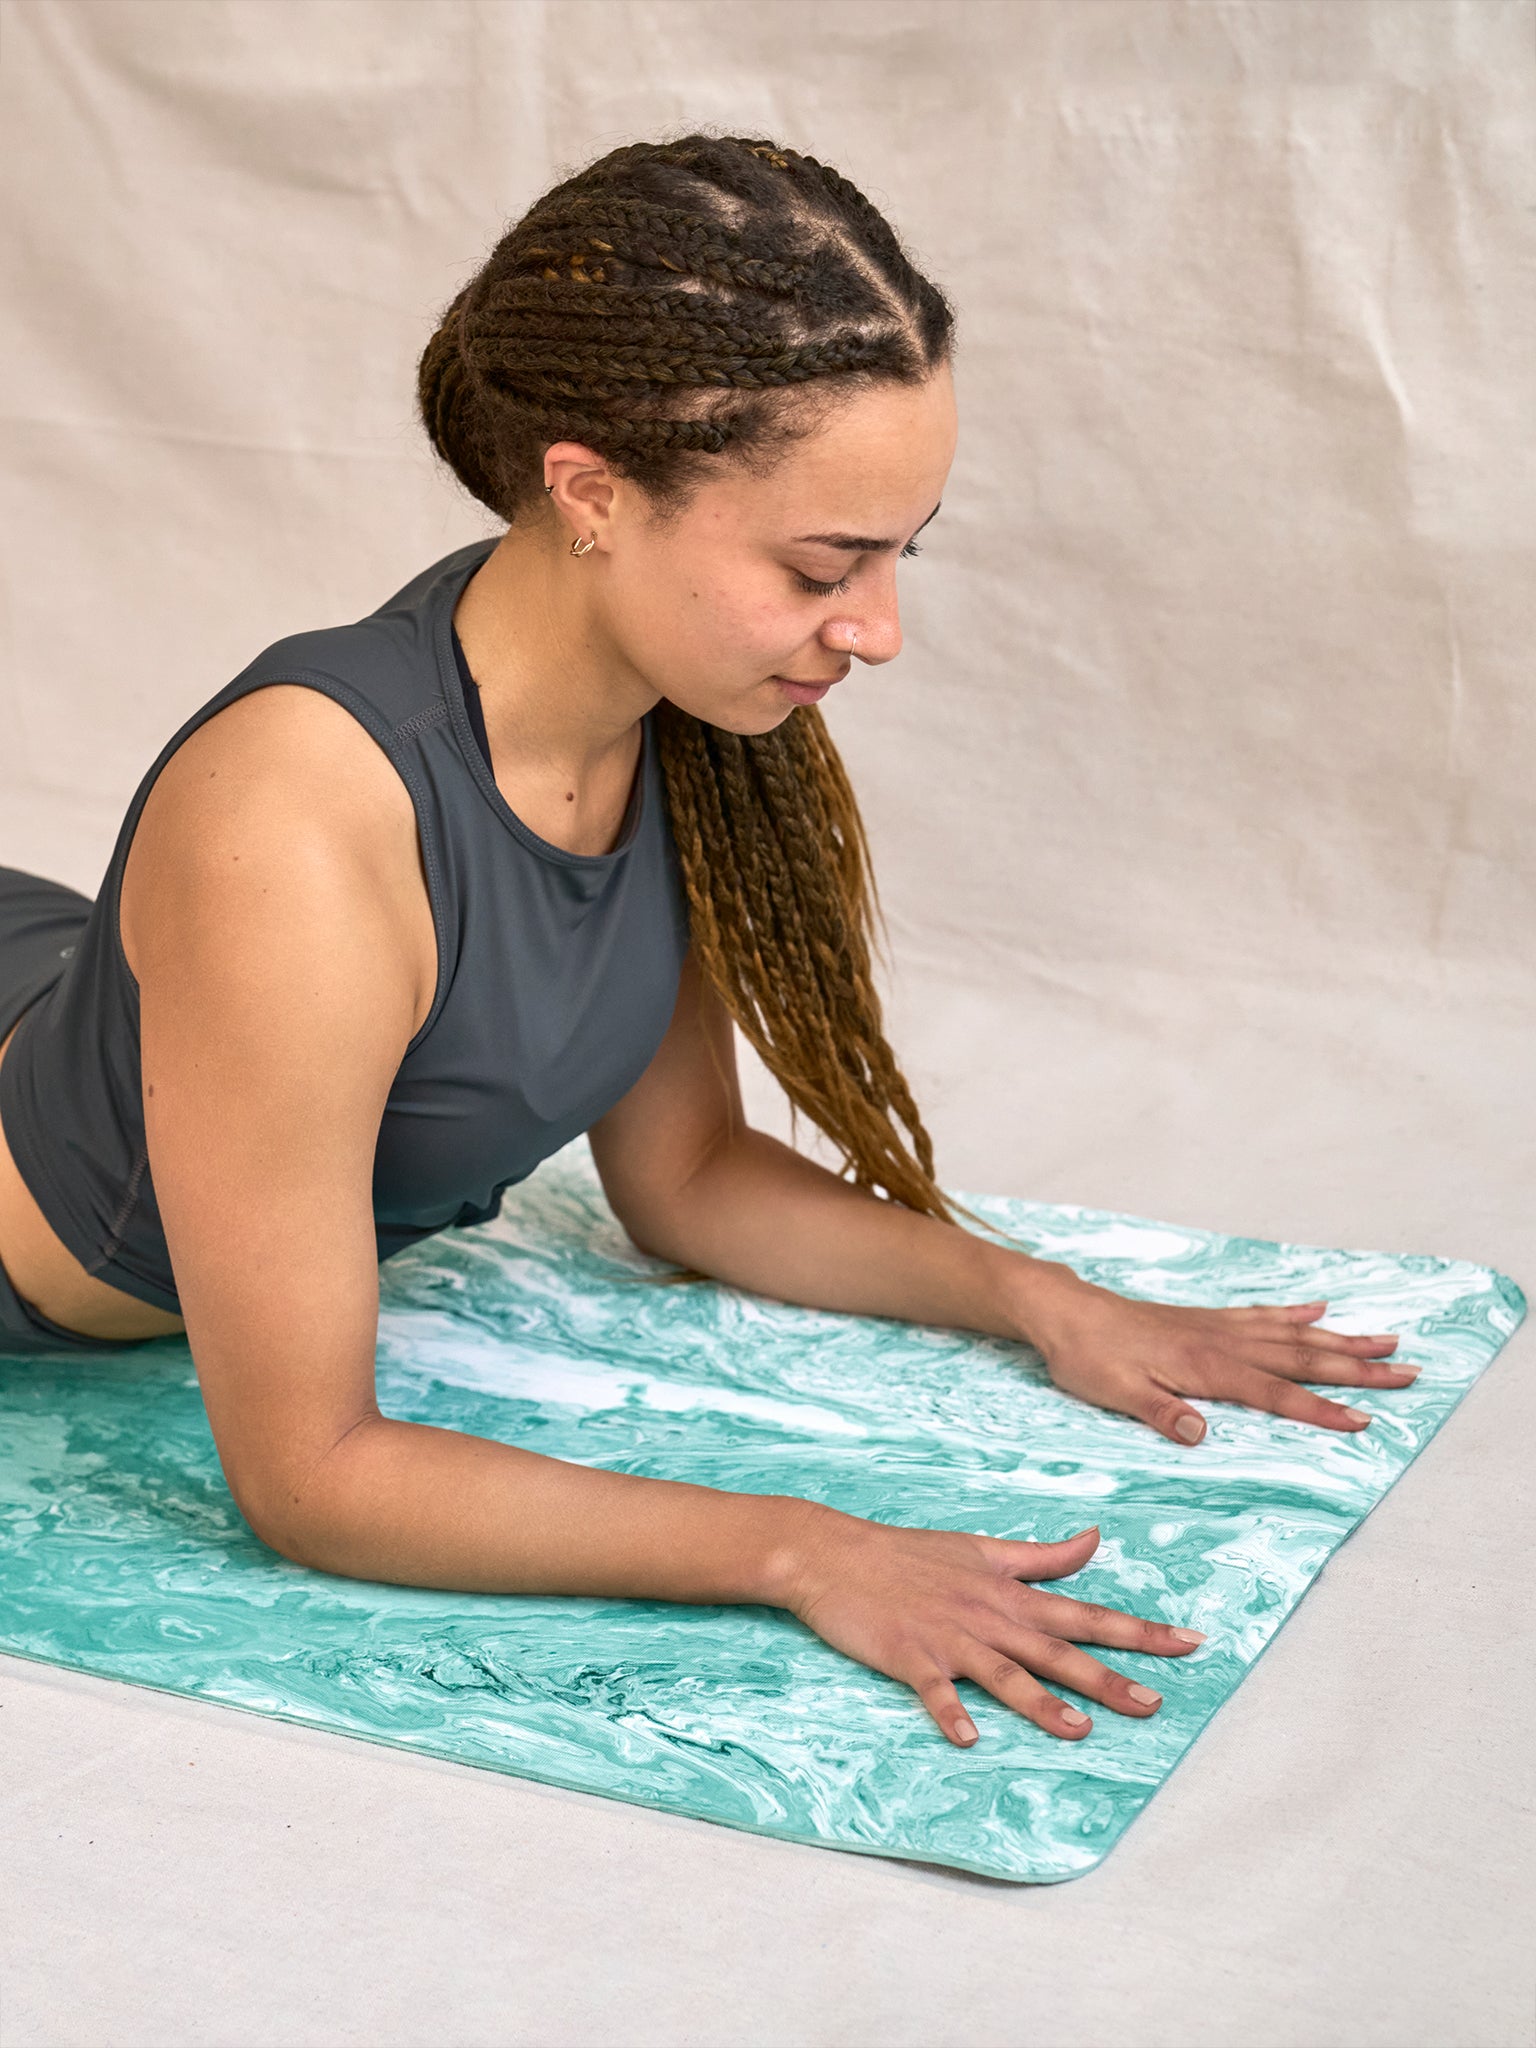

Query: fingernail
[1344,1406,1372,1424]
[1067,1524,1099,1540]
[1060,1707,1089,1727]
[1395,1366,1420,1378]
[1171,1628,1207,1644]
[1174,1416,1204,1443]
[954,1717,977,1743]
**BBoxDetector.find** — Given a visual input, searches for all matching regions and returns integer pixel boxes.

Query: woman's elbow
[222,1427,379,1575]
[232,1479,333,1570]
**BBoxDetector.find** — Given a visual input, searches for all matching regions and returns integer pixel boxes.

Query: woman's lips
[772,671,846,705]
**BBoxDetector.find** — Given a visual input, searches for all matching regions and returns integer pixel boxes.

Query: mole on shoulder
[566,791,575,802]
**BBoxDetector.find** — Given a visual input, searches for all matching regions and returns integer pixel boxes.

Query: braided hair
[417,134,966,1237]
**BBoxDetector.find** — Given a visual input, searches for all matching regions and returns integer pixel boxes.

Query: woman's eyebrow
[791,500,943,553]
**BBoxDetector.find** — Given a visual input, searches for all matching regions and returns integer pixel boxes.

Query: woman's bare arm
[588,958,1410,1445]
[588,951,1081,1339]
[127,687,813,1598]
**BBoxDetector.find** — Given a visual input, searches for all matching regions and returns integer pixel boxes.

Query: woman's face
[550,360,958,734]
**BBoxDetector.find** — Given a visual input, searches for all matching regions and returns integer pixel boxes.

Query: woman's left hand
[1015,1272,1420,1445]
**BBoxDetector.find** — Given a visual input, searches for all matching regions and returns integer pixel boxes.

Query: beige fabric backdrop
[3,0,1533,1223]
[3,0,1532,1248]
[2,6,1533,2045]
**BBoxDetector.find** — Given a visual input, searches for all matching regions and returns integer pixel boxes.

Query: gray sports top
[0,538,691,1315]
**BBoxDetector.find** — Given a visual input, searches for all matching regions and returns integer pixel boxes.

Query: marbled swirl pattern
[0,1141,1523,1881]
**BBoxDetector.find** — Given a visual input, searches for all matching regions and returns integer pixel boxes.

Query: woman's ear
[542,441,617,546]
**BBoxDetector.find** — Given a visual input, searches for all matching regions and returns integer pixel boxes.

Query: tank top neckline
[437,538,650,873]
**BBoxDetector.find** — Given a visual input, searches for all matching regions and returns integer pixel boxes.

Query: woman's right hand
[780,1508,1207,1747]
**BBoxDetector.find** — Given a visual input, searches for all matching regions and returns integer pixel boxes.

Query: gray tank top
[0,538,691,1315]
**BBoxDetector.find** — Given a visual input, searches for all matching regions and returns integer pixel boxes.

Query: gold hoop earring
[570,533,596,557]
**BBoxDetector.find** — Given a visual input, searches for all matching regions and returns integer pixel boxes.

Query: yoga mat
[0,1140,1523,1883]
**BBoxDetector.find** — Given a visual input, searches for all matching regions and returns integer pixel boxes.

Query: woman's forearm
[624,1127,1086,1343]
[257,1410,824,1600]
[259,1133,1085,1595]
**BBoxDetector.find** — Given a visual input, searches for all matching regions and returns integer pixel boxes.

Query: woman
[0,135,1415,1749]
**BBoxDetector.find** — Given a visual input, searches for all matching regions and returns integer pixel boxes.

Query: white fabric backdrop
[1,6,1532,2044]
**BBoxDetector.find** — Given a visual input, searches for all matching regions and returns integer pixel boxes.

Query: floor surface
[2,963,1532,2048]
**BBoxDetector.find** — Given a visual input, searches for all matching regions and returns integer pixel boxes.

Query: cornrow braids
[417,135,984,1262]
[418,132,950,515]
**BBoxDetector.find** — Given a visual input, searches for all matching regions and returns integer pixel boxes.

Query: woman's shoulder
[143,683,419,860]
[120,684,434,1026]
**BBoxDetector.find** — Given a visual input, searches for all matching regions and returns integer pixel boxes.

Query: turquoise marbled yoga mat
[0,1141,1524,1883]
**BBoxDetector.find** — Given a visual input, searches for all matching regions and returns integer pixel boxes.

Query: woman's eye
[792,541,921,598]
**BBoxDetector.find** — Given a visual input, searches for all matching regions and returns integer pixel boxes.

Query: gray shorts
[0,865,147,1355]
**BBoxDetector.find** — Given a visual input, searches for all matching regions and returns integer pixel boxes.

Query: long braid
[653,699,975,1230]
[417,135,982,1249]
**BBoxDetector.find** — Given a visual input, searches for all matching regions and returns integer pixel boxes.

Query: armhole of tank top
[109,669,453,1062]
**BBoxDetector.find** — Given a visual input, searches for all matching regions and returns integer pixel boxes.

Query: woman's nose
[822,573,902,665]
